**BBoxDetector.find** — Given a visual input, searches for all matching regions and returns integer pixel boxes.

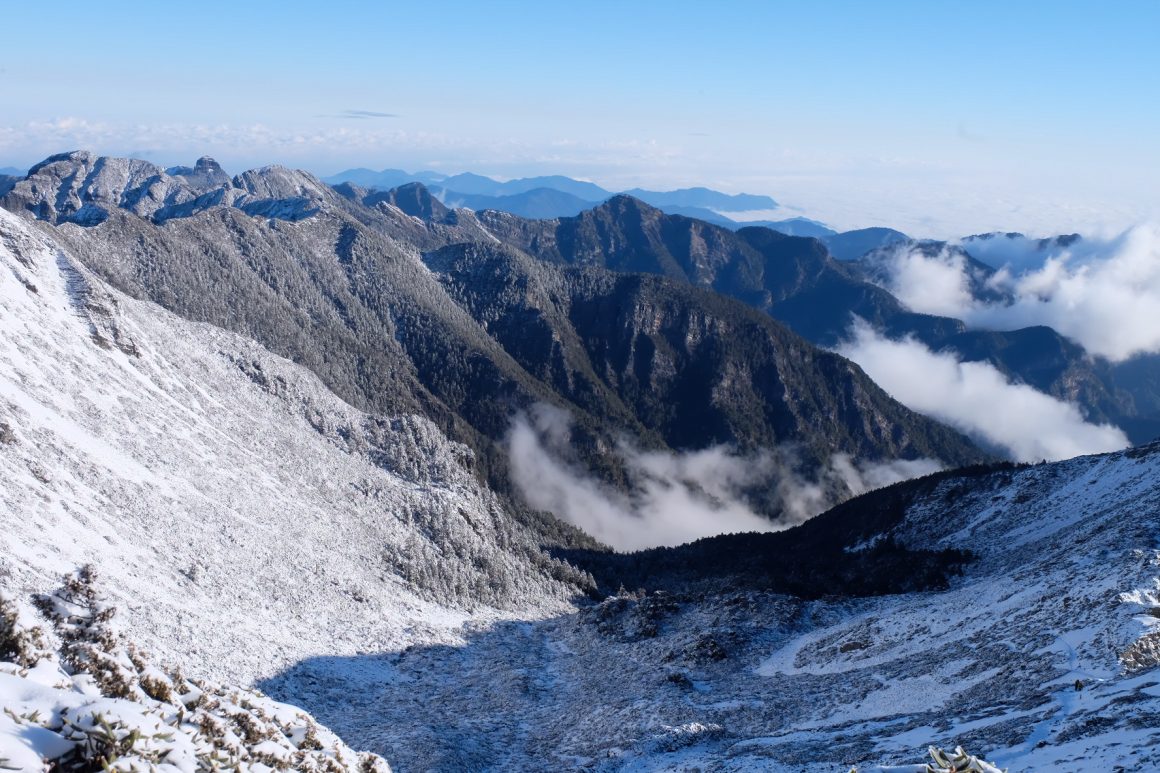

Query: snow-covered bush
[850,745,1005,772]
[0,568,391,772]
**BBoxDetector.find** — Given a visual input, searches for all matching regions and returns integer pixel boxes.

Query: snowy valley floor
[262,449,1160,771]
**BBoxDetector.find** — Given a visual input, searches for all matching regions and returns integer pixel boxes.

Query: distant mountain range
[331,178,1159,447]
[325,167,779,212]
[7,154,1154,454]
[323,166,921,256]
[2,160,908,258]
[466,191,1160,445]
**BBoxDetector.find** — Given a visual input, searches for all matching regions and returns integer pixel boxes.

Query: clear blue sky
[2,1,1157,236]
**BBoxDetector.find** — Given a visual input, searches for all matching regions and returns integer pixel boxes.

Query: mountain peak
[3,152,337,225]
[597,193,663,216]
[232,165,328,197]
[168,155,232,191]
[27,149,96,176]
[367,181,450,222]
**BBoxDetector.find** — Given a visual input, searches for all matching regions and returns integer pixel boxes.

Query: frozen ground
[263,447,1160,771]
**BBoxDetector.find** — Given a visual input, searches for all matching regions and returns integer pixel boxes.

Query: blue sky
[2,1,1157,236]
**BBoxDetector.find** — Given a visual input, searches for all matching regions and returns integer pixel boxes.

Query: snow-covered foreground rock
[263,446,1160,771]
[0,207,582,688]
[1,570,392,771]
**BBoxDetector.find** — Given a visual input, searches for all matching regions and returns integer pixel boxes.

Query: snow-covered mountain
[1,153,986,520]
[0,207,582,688]
[3,152,1159,771]
[4,151,337,225]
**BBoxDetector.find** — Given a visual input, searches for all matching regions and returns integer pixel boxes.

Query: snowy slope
[0,581,393,772]
[0,208,580,687]
[264,447,1160,771]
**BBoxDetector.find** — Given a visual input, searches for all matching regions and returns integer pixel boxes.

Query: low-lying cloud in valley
[875,225,1160,362]
[508,403,941,551]
[837,320,1129,462]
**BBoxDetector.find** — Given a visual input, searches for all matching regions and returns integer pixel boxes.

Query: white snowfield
[0,208,576,687]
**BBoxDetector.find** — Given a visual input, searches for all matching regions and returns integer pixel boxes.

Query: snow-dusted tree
[2,568,393,772]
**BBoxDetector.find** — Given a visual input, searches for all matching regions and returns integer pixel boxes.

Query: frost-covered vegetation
[0,207,584,686]
[0,568,390,771]
[854,745,1005,772]
[263,445,1160,771]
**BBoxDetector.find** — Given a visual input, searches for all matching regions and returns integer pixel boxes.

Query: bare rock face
[168,155,232,189]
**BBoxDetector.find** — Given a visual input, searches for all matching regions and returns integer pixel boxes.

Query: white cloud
[880,245,976,317]
[507,403,941,551]
[837,320,1129,462]
[872,226,1160,362]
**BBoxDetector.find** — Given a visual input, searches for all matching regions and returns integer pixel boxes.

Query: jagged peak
[232,165,330,197]
[26,149,96,176]
[574,194,670,227]
[599,193,662,213]
[368,181,450,222]
[1,151,343,225]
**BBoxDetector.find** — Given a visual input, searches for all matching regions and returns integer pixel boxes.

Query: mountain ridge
[1,152,987,528]
[324,166,777,212]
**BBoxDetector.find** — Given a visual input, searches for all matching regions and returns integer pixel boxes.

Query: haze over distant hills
[325,166,779,212]
[323,166,917,256]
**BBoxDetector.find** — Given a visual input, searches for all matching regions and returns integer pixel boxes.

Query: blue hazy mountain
[641,204,739,226]
[0,167,24,197]
[621,186,776,211]
[824,227,910,260]
[325,167,447,190]
[473,174,610,201]
[436,187,599,219]
[325,168,776,215]
[759,217,837,239]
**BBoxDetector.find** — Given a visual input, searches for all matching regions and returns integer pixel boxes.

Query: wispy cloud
[836,319,1129,462]
[507,403,940,551]
[330,109,400,119]
[0,116,686,180]
[870,227,1160,362]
